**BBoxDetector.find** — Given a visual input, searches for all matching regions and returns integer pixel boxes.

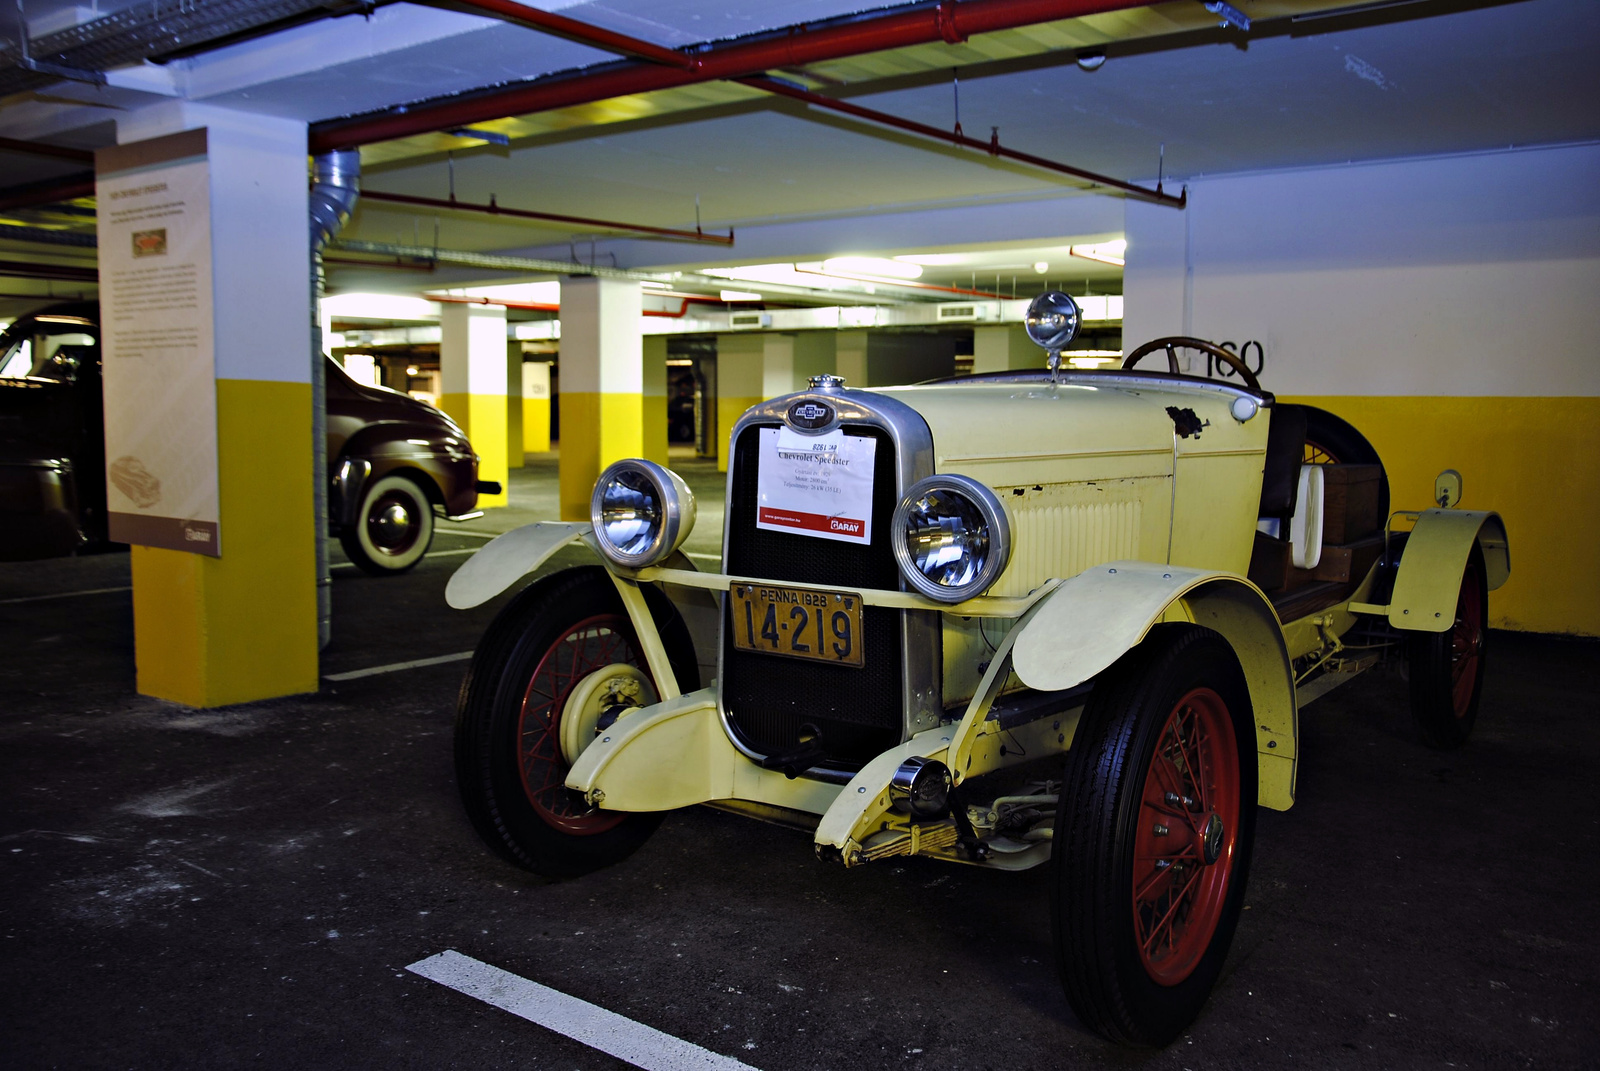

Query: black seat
[1259,403,1307,518]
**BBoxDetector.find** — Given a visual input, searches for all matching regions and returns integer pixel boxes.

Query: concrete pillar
[112,102,316,706]
[439,302,509,507]
[793,332,837,386]
[642,335,669,466]
[522,360,551,453]
[505,341,524,469]
[558,276,642,520]
[835,330,869,387]
[714,333,794,472]
[973,325,1044,372]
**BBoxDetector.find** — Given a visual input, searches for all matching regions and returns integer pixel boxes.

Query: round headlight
[890,474,1011,603]
[589,459,695,568]
[1024,290,1081,352]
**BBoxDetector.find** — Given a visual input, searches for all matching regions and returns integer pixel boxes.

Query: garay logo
[786,400,835,430]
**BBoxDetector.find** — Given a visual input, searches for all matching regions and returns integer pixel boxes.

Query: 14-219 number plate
[729,583,863,668]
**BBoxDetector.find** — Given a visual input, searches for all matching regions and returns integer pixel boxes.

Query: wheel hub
[371,501,412,546]
[1200,812,1225,866]
[559,663,658,765]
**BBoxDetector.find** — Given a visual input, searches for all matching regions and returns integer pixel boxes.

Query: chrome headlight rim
[890,473,1011,604]
[589,458,694,568]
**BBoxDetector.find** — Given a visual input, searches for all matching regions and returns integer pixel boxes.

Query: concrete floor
[3,455,1597,1069]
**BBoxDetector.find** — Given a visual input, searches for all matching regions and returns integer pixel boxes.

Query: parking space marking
[322,651,472,681]
[408,950,759,1071]
[0,586,132,605]
[329,548,479,571]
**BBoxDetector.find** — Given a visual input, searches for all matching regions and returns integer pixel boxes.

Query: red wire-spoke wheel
[1130,687,1240,986]
[1408,545,1489,749]
[454,567,699,879]
[1052,625,1257,1048]
[515,613,638,835]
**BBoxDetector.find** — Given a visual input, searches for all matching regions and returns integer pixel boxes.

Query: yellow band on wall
[441,392,508,507]
[559,391,644,520]
[132,379,318,706]
[1288,395,1600,637]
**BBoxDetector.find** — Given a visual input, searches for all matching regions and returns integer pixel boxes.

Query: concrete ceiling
[2,0,1597,309]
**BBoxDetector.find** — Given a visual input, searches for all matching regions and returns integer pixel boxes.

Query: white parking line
[329,547,479,571]
[322,651,472,681]
[407,950,759,1071]
[0,586,132,605]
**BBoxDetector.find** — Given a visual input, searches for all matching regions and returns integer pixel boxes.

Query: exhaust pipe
[309,150,360,651]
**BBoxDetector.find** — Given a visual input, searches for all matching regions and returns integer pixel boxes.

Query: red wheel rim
[1450,566,1485,718]
[1131,686,1241,986]
[516,613,641,835]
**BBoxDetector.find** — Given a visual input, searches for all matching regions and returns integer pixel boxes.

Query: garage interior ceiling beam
[0,136,95,165]
[308,0,1162,153]
[411,0,697,69]
[0,259,97,282]
[358,188,735,245]
[739,74,1183,206]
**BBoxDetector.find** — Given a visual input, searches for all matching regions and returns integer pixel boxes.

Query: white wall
[1124,142,1600,396]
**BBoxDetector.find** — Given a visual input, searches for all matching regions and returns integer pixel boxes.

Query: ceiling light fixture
[1069,240,1127,267]
[822,256,923,280]
[1076,49,1106,72]
[720,289,763,302]
[1033,261,1049,274]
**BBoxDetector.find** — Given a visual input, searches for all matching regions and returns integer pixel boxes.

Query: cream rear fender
[1382,509,1509,633]
[445,521,594,609]
[1011,562,1299,811]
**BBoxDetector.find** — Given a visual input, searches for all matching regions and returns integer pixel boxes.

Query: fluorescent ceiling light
[894,253,967,266]
[428,281,560,305]
[720,289,763,302]
[822,256,922,280]
[321,293,439,321]
[1033,261,1049,274]
[1069,240,1127,267]
[640,281,673,289]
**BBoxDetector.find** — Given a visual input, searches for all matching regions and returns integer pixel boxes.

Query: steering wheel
[1122,336,1261,393]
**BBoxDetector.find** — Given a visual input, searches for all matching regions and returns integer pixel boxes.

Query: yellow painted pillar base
[560,391,644,520]
[441,392,509,508]
[523,397,551,453]
[716,396,762,473]
[132,380,318,706]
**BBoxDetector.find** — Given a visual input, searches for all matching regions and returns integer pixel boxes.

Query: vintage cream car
[445,292,1508,1047]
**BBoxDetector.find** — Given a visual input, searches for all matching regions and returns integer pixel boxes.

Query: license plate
[729,583,864,668]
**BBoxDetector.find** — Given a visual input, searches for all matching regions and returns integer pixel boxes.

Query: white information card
[755,427,876,545]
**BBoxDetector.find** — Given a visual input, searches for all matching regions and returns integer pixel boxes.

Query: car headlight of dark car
[589,458,696,568]
[891,474,1011,603]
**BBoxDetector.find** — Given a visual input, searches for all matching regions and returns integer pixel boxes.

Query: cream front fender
[1011,562,1299,811]
[565,686,843,817]
[445,521,592,609]
[1387,509,1509,632]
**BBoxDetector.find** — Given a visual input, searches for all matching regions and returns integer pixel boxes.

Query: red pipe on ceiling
[309,0,1157,152]
[359,188,735,245]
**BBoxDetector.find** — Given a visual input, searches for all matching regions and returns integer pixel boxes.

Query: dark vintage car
[0,303,495,573]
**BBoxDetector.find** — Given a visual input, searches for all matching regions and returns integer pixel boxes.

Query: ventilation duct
[310,150,361,650]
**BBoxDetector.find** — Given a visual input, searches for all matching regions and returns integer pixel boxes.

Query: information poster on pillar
[96,128,221,556]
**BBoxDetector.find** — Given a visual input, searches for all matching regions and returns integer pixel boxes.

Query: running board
[1296,653,1381,709]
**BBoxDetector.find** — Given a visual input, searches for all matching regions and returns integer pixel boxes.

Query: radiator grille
[722,423,903,764]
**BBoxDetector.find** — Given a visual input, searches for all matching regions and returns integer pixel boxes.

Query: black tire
[340,473,435,575]
[1298,405,1390,519]
[1051,625,1257,1047]
[1408,545,1488,749]
[453,567,699,879]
